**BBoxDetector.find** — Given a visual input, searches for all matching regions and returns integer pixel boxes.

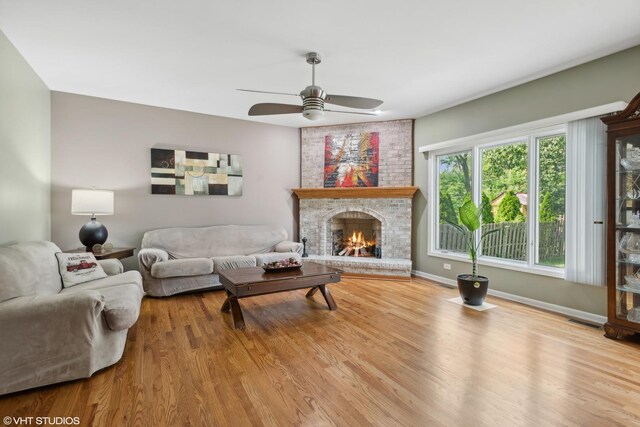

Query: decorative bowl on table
[262,258,302,272]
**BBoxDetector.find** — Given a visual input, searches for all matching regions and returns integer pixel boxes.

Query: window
[436,151,471,253]
[536,135,566,268]
[481,141,528,262]
[430,126,567,275]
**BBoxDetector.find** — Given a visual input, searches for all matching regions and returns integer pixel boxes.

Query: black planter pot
[456,274,489,306]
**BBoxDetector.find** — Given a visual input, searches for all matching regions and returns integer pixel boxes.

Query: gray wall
[413,45,640,316]
[51,93,300,270]
[0,30,51,246]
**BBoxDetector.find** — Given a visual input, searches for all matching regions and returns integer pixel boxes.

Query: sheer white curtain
[565,117,606,286]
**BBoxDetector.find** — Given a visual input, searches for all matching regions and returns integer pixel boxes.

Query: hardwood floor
[2,277,640,426]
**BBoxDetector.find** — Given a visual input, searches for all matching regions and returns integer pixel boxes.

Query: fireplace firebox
[330,212,381,257]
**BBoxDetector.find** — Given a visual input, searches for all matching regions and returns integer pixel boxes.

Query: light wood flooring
[2,277,640,426]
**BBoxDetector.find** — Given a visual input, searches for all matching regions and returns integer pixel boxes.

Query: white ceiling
[1,0,640,128]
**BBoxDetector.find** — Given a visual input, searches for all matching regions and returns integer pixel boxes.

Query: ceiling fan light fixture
[302,96,324,121]
[303,109,324,121]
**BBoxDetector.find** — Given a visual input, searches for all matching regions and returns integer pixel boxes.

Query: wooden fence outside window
[438,220,565,262]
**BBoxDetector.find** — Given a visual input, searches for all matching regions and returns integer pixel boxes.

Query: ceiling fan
[238,52,383,121]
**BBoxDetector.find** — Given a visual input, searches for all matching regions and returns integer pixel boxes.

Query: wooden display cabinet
[603,91,640,339]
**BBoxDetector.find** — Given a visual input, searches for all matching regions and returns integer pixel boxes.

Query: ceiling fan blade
[248,103,304,116]
[324,109,379,116]
[324,94,383,109]
[238,89,299,97]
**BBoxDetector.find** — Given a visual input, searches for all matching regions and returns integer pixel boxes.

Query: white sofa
[0,241,144,395]
[138,225,303,297]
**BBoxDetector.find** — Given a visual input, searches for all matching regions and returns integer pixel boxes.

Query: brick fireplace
[295,119,416,278]
[293,187,417,277]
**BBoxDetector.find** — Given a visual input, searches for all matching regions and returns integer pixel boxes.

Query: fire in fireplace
[330,212,381,257]
[335,230,376,257]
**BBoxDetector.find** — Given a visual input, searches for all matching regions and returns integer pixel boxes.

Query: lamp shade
[71,189,114,216]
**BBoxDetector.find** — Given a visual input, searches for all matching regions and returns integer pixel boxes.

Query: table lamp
[71,189,114,251]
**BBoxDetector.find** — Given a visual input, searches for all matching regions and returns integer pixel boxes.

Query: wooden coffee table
[219,262,342,329]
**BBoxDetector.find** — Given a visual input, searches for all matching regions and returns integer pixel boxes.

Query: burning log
[335,230,376,257]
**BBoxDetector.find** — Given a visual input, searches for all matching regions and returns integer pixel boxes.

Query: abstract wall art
[323,132,379,187]
[150,148,243,196]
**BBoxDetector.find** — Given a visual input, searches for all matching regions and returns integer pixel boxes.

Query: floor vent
[568,318,602,329]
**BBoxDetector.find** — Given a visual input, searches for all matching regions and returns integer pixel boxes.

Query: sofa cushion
[56,252,108,288]
[0,241,63,302]
[98,284,144,331]
[252,252,302,267]
[141,225,289,258]
[151,258,213,278]
[211,255,256,273]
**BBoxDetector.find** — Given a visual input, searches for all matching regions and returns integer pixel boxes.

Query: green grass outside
[538,255,565,268]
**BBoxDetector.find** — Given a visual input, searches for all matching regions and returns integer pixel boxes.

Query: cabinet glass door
[616,135,640,323]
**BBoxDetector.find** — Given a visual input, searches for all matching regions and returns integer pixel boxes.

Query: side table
[65,247,136,261]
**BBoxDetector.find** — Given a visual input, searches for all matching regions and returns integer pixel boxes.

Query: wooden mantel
[291,186,418,199]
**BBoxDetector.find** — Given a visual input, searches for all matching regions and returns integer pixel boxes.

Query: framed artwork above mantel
[323,132,379,188]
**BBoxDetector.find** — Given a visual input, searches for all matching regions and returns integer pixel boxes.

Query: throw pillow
[55,252,108,288]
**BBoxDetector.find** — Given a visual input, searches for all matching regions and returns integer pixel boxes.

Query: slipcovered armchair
[138,224,303,297]
[0,241,143,395]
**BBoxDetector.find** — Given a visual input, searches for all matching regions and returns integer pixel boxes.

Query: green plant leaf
[480,228,501,240]
[444,219,467,235]
[459,200,480,232]
[475,203,484,219]
[476,228,501,252]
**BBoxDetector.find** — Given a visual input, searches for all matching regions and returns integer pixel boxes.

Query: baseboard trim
[412,270,457,287]
[411,270,607,326]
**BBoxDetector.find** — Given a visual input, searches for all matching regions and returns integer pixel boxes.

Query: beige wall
[0,30,51,246]
[413,45,640,316]
[51,93,300,270]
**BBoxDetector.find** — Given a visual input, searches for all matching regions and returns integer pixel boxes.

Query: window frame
[428,124,566,279]
[533,132,567,269]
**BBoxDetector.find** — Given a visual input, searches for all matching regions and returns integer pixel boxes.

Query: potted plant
[446,199,499,306]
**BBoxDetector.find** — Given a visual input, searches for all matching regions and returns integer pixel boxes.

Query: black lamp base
[79,218,108,251]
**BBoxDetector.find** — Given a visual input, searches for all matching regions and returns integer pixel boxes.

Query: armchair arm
[97,259,124,276]
[275,240,304,255]
[0,291,104,332]
[138,248,170,270]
